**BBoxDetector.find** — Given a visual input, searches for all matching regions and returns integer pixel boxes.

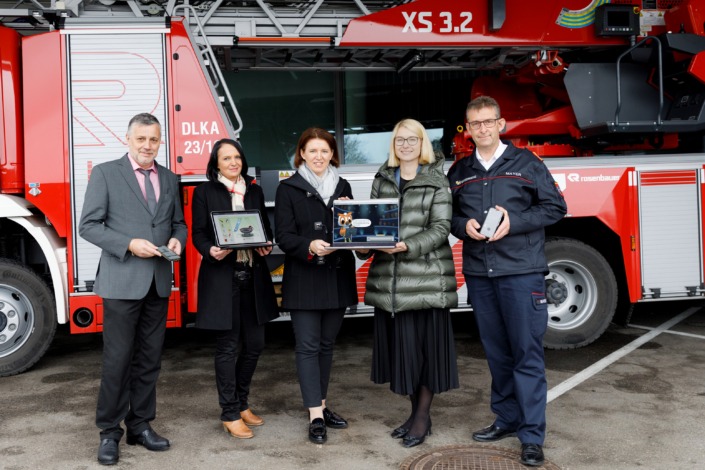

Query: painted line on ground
[547,306,700,403]
[627,324,705,341]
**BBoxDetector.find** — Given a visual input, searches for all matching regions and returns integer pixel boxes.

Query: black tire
[612,292,635,327]
[0,259,57,377]
[543,237,617,349]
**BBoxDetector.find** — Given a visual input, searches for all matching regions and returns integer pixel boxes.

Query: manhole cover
[399,444,561,470]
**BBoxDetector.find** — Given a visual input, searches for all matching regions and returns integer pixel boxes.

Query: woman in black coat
[274,127,357,444]
[192,139,278,440]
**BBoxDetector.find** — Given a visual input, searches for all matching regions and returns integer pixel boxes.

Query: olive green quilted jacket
[362,157,457,313]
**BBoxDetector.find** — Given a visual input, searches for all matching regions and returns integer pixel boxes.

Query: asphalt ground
[1,300,704,470]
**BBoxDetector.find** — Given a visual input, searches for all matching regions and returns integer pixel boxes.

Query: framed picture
[329,198,399,249]
[210,210,272,249]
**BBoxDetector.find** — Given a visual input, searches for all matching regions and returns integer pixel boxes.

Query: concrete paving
[1,300,704,470]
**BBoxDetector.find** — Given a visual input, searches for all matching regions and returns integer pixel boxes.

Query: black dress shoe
[471,424,517,442]
[322,407,348,429]
[97,438,119,465]
[126,428,170,451]
[401,425,432,448]
[520,443,545,467]
[309,418,327,444]
[390,426,409,439]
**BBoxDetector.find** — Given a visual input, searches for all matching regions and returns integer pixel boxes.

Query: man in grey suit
[79,113,187,466]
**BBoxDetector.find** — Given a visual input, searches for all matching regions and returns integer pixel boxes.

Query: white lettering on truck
[181,121,220,155]
[402,11,473,33]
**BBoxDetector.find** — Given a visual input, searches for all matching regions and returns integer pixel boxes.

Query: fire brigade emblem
[28,182,41,196]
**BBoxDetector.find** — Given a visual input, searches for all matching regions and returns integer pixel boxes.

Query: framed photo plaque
[210,210,273,249]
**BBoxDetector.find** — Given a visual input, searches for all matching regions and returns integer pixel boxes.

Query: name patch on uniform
[505,172,522,177]
[454,175,476,186]
[531,292,548,307]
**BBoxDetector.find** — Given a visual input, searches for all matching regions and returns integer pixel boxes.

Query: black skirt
[371,307,459,396]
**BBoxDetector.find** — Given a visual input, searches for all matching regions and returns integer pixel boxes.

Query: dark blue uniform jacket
[448,142,567,278]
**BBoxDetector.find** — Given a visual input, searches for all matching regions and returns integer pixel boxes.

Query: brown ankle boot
[240,409,264,426]
[223,419,254,439]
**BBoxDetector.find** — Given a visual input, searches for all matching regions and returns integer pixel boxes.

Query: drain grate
[399,444,561,470]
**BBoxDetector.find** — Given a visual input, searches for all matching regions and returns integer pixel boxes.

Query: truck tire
[543,237,617,349]
[0,259,56,377]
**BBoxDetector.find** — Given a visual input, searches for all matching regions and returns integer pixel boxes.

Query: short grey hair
[127,113,160,133]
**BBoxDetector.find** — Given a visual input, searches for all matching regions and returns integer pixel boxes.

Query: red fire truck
[1,0,704,376]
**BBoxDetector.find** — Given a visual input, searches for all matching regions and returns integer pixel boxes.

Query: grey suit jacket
[79,154,187,299]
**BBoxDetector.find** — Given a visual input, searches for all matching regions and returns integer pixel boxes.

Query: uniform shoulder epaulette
[530,150,543,161]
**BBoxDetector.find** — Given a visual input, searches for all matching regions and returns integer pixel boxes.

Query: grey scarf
[297,163,339,206]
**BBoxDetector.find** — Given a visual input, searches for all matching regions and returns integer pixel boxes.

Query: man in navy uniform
[448,96,567,467]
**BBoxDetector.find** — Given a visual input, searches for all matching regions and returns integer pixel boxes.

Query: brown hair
[293,127,340,168]
[466,96,501,119]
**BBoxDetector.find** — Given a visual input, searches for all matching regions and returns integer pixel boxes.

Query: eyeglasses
[394,136,420,146]
[467,119,500,130]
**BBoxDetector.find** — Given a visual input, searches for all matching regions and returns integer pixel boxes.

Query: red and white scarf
[217,173,253,265]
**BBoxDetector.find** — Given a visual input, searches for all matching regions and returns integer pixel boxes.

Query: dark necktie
[139,169,157,214]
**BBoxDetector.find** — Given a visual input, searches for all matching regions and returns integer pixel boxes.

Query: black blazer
[191,177,278,328]
[274,172,358,311]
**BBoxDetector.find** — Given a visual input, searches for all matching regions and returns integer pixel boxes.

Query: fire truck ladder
[2,1,455,71]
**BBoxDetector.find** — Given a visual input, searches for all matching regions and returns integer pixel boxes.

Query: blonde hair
[387,118,435,167]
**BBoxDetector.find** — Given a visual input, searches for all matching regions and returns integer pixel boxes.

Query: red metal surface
[551,165,642,301]
[701,165,705,285]
[0,27,23,194]
[168,19,233,175]
[21,30,69,237]
[69,290,181,334]
[182,184,202,314]
[640,170,698,185]
[665,0,704,35]
[340,0,629,48]
[356,257,372,304]
[689,51,705,85]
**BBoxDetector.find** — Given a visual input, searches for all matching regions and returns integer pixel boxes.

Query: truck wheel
[543,237,617,349]
[0,259,56,377]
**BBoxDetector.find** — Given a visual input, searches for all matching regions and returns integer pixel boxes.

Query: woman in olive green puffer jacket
[363,151,458,312]
[358,118,458,449]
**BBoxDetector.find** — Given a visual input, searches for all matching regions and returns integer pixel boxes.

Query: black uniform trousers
[96,280,168,440]
[465,272,548,445]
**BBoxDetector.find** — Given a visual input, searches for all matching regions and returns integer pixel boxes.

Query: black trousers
[214,273,265,421]
[289,308,345,408]
[96,280,168,440]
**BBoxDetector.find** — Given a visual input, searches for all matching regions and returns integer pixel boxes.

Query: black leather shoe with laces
[309,418,327,444]
[520,443,545,467]
[322,407,348,429]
